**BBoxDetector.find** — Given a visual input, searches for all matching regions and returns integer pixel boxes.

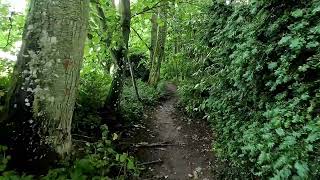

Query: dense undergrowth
[0,54,163,179]
[0,125,139,180]
[2,0,320,179]
[176,1,320,179]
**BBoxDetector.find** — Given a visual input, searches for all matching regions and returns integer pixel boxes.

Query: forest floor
[124,83,216,180]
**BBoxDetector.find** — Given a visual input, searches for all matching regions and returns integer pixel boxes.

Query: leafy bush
[156,80,169,98]
[178,78,209,117]
[0,126,139,180]
[161,53,199,81]
[44,125,139,180]
[178,1,320,179]
[73,58,112,134]
[77,61,111,111]
[120,79,159,122]
[0,59,13,113]
[126,52,150,82]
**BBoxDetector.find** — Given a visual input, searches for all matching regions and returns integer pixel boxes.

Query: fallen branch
[72,134,96,140]
[134,141,185,148]
[139,159,163,166]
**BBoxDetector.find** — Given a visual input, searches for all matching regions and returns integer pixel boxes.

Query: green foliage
[178,78,209,117]
[44,125,139,180]
[0,126,139,180]
[155,80,168,98]
[0,59,13,112]
[161,53,197,81]
[176,0,320,178]
[78,59,111,110]
[0,145,33,180]
[120,80,160,122]
[0,0,25,113]
[0,0,25,51]
[72,53,112,134]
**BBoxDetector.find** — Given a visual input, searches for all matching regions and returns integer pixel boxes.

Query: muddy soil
[125,83,216,180]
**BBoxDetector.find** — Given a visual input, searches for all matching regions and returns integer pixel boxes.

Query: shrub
[0,125,139,180]
[73,59,112,134]
[161,53,197,81]
[120,79,159,122]
[0,59,13,113]
[178,1,320,178]
[44,125,139,180]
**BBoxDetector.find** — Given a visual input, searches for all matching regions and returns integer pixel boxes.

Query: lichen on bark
[2,0,90,166]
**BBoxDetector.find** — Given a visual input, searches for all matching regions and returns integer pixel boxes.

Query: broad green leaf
[294,161,309,177]
[291,9,304,18]
[276,128,285,136]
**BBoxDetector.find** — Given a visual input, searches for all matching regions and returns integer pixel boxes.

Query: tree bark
[127,58,142,102]
[1,0,89,168]
[104,0,133,111]
[120,0,141,101]
[104,48,126,110]
[150,12,158,68]
[148,2,168,86]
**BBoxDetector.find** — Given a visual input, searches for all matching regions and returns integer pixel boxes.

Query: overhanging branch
[131,0,165,18]
[131,27,151,50]
[0,12,14,49]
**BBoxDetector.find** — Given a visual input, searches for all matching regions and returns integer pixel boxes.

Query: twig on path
[119,141,186,148]
[134,141,185,148]
[138,159,163,166]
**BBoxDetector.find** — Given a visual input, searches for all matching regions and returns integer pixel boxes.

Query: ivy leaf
[294,161,309,177]
[289,38,304,50]
[298,64,310,72]
[312,6,320,15]
[276,128,285,136]
[119,153,127,163]
[279,136,297,149]
[127,159,135,170]
[278,35,292,45]
[257,151,270,165]
[268,62,278,70]
[291,9,304,18]
[306,132,320,143]
[112,133,118,141]
[310,25,320,34]
[306,41,319,48]
[274,155,288,169]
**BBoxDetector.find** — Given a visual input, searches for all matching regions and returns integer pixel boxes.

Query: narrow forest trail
[132,84,216,180]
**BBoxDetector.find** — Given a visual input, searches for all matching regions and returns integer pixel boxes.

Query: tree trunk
[104,0,132,111]
[149,12,158,68]
[148,2,168,86]
[104,48,126,110]
[127,58,142,102]
[1,0,89,170]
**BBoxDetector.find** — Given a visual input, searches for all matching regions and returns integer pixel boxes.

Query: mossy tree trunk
[149,12,158,68]
[104,48,126,110]
[102,0,131,111]
[148,2,168,86]
[2,0,89,167]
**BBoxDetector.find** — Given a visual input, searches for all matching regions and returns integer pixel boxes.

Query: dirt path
[131,84,216,180]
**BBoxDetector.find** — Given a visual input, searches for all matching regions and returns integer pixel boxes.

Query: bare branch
[0,12,14,49]
[131,0,165,18]
[131,27,151,50]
